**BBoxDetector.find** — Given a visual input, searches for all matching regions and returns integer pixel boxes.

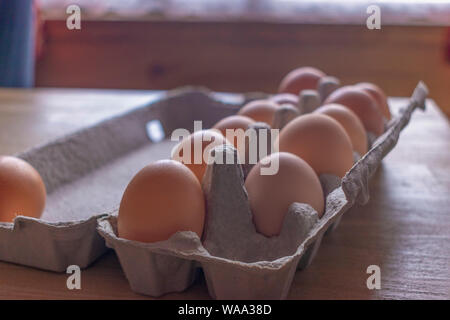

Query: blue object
[0,0,35,87]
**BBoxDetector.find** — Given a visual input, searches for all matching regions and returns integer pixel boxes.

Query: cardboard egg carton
[97,82,428,299]
[0,82,427,297]
[0,88,240,271]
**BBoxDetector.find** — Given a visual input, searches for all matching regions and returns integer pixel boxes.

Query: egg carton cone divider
[98,81,428,299]
[98,145,323,299]
[0,79,427,291]
[0,88,240,271]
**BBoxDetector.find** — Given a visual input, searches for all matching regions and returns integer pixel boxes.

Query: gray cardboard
[0,88,240,271]
[97,82,428,299]
[0,81,427,297]
[0,215,105,271]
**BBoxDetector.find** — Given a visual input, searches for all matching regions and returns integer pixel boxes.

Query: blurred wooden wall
[35,21,450,116]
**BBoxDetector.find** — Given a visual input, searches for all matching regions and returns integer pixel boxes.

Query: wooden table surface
[0,88,449,300]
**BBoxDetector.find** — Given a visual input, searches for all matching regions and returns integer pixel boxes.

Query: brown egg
[278,67,326,95]
[237,99,278,126]
[270,93,299,107]
[315,104,368,155]
[212,115,255,146]
[275,114,354,178]
[0,156,46,223]
[356,82,391,120]
[245,152,324,237]
[212,115,255,163]
[172,130,229,183]
[324,86,384,136]
[118,160,205,243]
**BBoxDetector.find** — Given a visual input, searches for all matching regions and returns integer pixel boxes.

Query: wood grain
[35,21,450,116]
[0,89,449,300]
[0,88,163,155]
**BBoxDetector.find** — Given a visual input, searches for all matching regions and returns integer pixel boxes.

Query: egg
[270,93,299,107]
[172,129,229,183]
[245,152,324,237]
[0,156,46,223]
[324,85,384,136]
[212,115,255,145]
[278,67,326,95]
[356,82,391,120]
[118,160,205,243]
[275,114,354,178]
[212,115,255,164]
[315,104,368,155]
[237,99,279,126]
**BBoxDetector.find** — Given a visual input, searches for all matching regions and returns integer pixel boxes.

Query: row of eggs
[118,67,391,242]
[0,67,390,245]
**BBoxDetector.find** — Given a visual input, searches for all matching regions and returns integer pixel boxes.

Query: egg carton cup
[0,87,240,272]
[97,82,428,299]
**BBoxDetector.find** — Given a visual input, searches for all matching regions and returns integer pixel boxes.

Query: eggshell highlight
[118,160,205,243]
[245,152,324,237]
